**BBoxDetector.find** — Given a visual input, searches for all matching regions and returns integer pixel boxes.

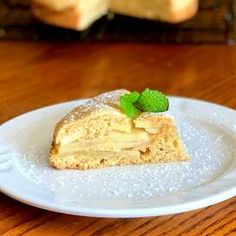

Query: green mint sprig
[119,88,169,118]
[120,91,140,118]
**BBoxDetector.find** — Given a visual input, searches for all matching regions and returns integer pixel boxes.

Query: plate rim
[1,183,236,218]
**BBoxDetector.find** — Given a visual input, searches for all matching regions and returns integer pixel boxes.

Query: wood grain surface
[0,42,236,236]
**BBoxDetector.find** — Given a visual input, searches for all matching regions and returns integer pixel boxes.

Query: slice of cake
[32,0,109,31]
[110,0,198,23]
[50,89,189,170]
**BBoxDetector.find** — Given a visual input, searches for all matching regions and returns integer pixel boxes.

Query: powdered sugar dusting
[61,89,128,124]
[14,116,235,202]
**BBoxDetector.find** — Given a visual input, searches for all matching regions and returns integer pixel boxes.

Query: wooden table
[0,42,236,236]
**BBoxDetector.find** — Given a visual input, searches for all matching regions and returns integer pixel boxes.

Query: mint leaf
[120,91,140,118]
[135,89,169,112]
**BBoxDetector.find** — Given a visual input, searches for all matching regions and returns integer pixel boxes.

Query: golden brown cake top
[53,89,130,144]
[62,89,128,123]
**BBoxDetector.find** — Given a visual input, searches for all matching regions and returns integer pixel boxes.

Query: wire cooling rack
[0,0,235,43]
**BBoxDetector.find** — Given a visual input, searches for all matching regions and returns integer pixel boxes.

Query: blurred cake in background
[32,0,198,30]
[32,0,109,30]
[1,0,234,43]
[110,0,198,23]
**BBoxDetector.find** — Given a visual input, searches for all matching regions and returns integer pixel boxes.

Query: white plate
[0,97,236,218]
